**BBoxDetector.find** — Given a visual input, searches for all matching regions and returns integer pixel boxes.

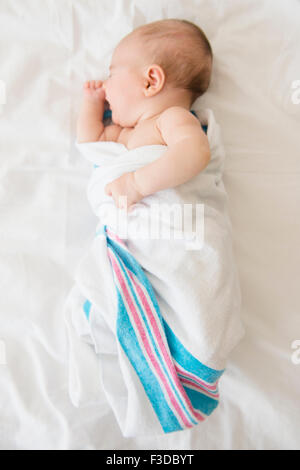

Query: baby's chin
[112,111,135,128]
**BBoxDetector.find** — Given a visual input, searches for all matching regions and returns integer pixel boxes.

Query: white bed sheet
[0,0,299,450]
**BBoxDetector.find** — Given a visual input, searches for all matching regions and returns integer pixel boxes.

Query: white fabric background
[0,0,299,449]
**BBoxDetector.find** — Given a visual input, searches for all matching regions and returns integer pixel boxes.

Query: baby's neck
[136,89,192,126]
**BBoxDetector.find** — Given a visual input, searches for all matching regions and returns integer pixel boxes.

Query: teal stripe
[83,299,92,320]
[190,110,208,134]
[110,243,197,426]
[114,272,183,432]
[184,387,219,416]
[163,319,225,383]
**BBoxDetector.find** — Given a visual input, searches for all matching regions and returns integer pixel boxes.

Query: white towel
[63,108,245,437]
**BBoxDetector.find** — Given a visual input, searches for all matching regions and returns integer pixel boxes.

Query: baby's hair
[129,19,213,106]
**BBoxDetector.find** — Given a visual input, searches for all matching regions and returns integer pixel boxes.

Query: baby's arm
[76,80,106,143]
[133,107,210,197]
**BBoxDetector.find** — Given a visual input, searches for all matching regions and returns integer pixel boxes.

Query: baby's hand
[83,80,106,103]
[104,172,145,212]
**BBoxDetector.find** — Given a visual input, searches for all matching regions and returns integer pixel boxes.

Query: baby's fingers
[83,80,103,89]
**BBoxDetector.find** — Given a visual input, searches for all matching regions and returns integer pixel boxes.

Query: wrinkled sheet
[0,0,299,450]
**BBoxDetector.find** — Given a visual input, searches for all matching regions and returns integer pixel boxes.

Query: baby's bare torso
[116,116,167,150]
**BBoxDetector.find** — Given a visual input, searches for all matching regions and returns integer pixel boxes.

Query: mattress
[0,0,299,450]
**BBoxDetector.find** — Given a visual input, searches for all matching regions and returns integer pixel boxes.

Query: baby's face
[103,39,145,127]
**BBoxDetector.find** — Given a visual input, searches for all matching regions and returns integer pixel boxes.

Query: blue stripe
[111,245,197,426]
[163,319,225,383]
[184,387,219,416]
[103,109,112,120]
[106,238,166,332]
[115,288,183,433]
[83,299,92,320]
[190,110,207,134]
[107,238,164,321]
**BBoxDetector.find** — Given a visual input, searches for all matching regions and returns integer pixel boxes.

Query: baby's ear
[143,78,151,92]
[144,65,165,96]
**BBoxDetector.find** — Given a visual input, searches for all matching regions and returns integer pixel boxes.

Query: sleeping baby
[66,18,245,436]
[77,18,213,211]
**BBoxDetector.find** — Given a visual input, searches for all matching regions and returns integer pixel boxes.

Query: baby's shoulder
[157,106,200,130]
[156,106,203,144]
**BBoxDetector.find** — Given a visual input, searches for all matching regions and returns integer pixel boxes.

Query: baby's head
[103,19,212,127]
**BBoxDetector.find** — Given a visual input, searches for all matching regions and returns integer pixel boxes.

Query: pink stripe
[107,249,195,428]
[180,377,219,397]
[180,378,219,399]
[175,364,219,391]
[127,269,205,423]
[106,228,128,249]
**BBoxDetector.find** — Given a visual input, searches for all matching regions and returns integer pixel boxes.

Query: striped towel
[66,108,245,436]
[84,224,224,434]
